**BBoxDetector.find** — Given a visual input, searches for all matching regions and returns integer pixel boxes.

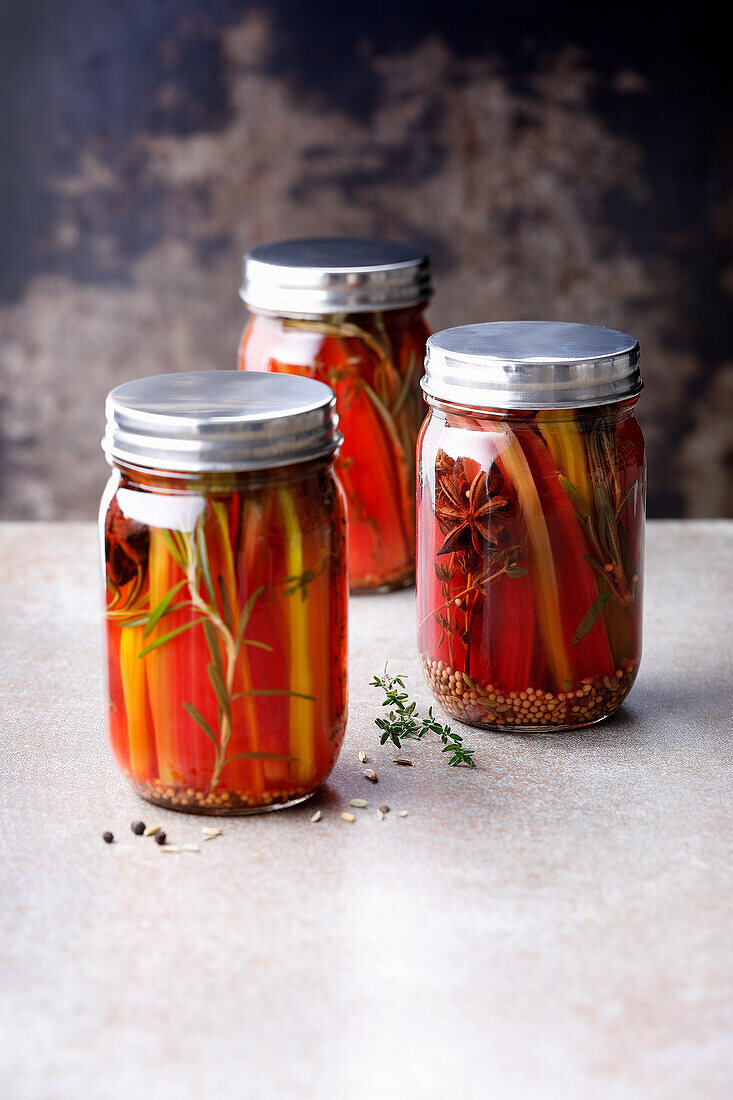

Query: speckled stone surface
[1,521,731,1099]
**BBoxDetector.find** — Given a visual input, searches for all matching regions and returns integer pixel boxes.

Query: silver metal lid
[240,238,432,315]
[103,371,342,473]
[422,321,643,410]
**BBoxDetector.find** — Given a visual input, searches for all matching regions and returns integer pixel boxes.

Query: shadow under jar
[417,322,646,732]
[238,238,432,592]
[101,371,348,813]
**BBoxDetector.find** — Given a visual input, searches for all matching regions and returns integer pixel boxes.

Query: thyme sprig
[421,707,476,768]
[370,671,476,767]
[370,671,424,746]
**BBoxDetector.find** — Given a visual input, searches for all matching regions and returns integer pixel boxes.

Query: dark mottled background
[1,1,731,518]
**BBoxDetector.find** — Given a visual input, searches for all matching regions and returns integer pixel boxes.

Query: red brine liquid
[102,461,348,812]
[239,304,430,590]
[417,400,645,730]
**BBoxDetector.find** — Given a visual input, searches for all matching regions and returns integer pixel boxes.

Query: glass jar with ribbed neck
[238,238,432,592]
[417,322,645,732]
[100,371,348,812]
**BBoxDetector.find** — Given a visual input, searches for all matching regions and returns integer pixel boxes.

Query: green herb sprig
[420,707,476,768]
[369,671,425,746]
[370,671,476,767]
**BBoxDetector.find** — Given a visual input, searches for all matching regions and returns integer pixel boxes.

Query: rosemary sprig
[370,671,476,767]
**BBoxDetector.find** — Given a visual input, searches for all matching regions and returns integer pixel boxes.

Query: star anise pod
[434,449,509,558]
[105,497,149,587]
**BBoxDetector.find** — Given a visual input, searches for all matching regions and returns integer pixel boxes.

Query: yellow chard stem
[119,625,153,778]
[496,425,573,689]
[539,410,593,506]
[277,486,315,784]
[146,527,181,785]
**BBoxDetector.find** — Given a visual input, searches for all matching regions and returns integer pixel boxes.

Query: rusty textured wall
[0,1,731,519]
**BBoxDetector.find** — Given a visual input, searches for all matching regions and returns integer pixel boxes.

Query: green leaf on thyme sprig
[370,671,476,767]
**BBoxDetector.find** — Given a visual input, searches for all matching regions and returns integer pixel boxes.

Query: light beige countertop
[1,520,731,1099]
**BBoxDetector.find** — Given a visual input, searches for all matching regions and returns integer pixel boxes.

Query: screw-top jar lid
[103,371,342,473]
[240,238,432,315]
[422,321,643,410]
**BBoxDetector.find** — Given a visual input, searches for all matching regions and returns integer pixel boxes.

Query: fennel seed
[394,757,413,767]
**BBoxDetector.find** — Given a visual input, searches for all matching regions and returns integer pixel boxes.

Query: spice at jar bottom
[417,321,646,733]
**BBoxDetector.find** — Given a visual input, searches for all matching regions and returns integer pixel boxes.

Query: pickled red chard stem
[178,515,258,795]
[418,565,510,628]
[277,487,315,784]
[220,498,266,799]
[285,318,414,559]
[494,425,573,689]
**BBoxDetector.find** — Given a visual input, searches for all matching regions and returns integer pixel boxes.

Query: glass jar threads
[101,371,348,813]
[238,238,432,591]
[417,322,645,732]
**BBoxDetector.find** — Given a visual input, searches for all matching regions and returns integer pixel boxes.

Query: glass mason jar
[100,371,348,813]
[417,322,645,732]
[238,238,432,591]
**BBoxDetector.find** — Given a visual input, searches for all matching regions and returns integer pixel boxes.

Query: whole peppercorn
[102,831,114,844]
[155,832,167,846]
[131,821,145,836]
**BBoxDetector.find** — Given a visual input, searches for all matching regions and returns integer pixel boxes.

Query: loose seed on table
[363,769,378,783]
[155,832,167,846]
[358,750,367,763]
[376,810,385,821]
[160,845,180,852]
[202,827,222,840]
[102,831,114,844]
[143,825,160,837]
[181,845,199,853]
[340,812,356,823]
[398,810,408,818]
[394,758,413,767]
[349,798,368,809]
[310,810,322,823]
[131,821,145,836]
[379,805,390,814]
